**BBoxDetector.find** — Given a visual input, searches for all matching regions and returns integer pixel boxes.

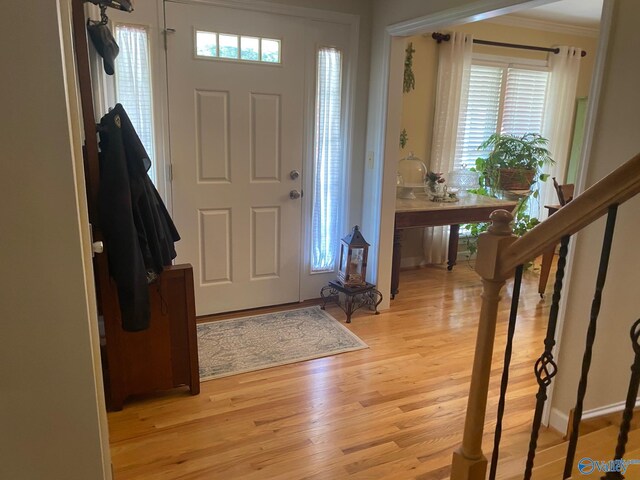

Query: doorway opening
[368,0,610,305]
[396,1,603,272]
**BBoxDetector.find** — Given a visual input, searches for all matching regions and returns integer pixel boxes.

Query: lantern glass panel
[339,244,348,273]
[349,247,364,282]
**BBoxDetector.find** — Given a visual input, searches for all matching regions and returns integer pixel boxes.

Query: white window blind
[501,68,549,136]
[456,62,549,171]
[456,65,503,169]
[311,47,343,272]
[114,24,156,184]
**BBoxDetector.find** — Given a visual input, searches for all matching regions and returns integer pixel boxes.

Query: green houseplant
[475,133,554,192]
[464,132,554,261]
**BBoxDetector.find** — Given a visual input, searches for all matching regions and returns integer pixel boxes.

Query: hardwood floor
[108,264,563,479]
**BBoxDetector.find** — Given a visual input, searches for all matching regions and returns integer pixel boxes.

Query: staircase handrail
[451,151,640,479]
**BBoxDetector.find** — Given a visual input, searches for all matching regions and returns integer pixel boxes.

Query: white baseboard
[400,256,428,269]
[549,407,570,435]
[399,244,473,269]
[582,399,640,421]
[549,399,640,436]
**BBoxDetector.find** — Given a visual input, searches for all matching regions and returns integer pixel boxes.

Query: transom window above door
[195,30,281,63]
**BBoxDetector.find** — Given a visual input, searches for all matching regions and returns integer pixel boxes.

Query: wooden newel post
[451,210,517,480]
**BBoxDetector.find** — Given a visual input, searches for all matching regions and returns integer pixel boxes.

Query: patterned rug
[197,306,368,381]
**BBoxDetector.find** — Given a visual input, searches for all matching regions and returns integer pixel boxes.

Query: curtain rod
[86,0,133,12]
[431,32,587,57]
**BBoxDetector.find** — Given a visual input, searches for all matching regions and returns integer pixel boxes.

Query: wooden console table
[392,193,518,298]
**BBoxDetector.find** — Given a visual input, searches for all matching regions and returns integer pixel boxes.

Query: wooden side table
[320,281,383,323]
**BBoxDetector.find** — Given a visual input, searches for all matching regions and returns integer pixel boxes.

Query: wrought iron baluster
[602,318,640,480]
[489,264,524,480]
[523,235,571,480]
[564,205,619,479]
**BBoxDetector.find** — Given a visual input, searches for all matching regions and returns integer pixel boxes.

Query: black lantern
[338,225,369,287]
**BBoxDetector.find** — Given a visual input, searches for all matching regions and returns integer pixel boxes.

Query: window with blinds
[455,60,550,170]
[311,47,343,273]
[501,68,549,136]
[456,64,504,168]
[114,24,156,184]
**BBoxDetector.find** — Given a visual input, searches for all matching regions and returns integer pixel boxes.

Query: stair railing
[450,152,640,480]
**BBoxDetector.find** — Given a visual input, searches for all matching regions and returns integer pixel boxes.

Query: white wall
[0,1,110,479]
[550,0,640,431]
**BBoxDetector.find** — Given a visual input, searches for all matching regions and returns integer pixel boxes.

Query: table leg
[447,224,460,271]
[538,245,556,298]
[320,285,339,310]
[320,285,329,310]
[345,294,353,323]
[391,227,402,299]
[371,289,383,314]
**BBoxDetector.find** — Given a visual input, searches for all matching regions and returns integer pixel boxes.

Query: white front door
[166,3,307,315]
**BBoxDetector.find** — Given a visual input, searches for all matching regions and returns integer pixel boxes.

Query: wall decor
[403,42,415,93]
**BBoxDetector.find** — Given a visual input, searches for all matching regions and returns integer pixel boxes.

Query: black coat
[98,104,180,331]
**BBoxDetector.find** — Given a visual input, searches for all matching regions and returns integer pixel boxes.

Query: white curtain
[540,46,582,215]
[311,47,343,272]
[114,25,156,183]
[423,32,473,264]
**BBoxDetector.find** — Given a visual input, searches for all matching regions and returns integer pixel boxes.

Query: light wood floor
[108,264,564,479]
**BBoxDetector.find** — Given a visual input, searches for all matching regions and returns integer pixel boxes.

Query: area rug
[197,306,368,381]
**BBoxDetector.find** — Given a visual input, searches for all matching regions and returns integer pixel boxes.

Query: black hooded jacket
[98,104,180,331]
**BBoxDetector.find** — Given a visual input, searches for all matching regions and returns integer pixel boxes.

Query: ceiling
[511,0,603,28]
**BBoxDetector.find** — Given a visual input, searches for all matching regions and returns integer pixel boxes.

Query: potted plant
[464,132,554,264]
[475,133,554,192]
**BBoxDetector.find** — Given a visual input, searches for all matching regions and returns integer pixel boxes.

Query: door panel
[251,206,280,278]
[251,93,281,182]
[166,2,304,315]
[196,90,230,182]
[199,209,231,284]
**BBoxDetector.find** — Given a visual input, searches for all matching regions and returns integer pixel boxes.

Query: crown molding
[486,14,600,37]
[386,0,553,36]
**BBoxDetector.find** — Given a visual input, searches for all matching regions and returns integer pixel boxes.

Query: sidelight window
[114,24,157,184]
[311,47,344,273]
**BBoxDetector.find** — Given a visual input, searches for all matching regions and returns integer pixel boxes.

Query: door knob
[289,190,302,199]
[92,241,104,255]
[89,224,103,257]
[290,169,300,180]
